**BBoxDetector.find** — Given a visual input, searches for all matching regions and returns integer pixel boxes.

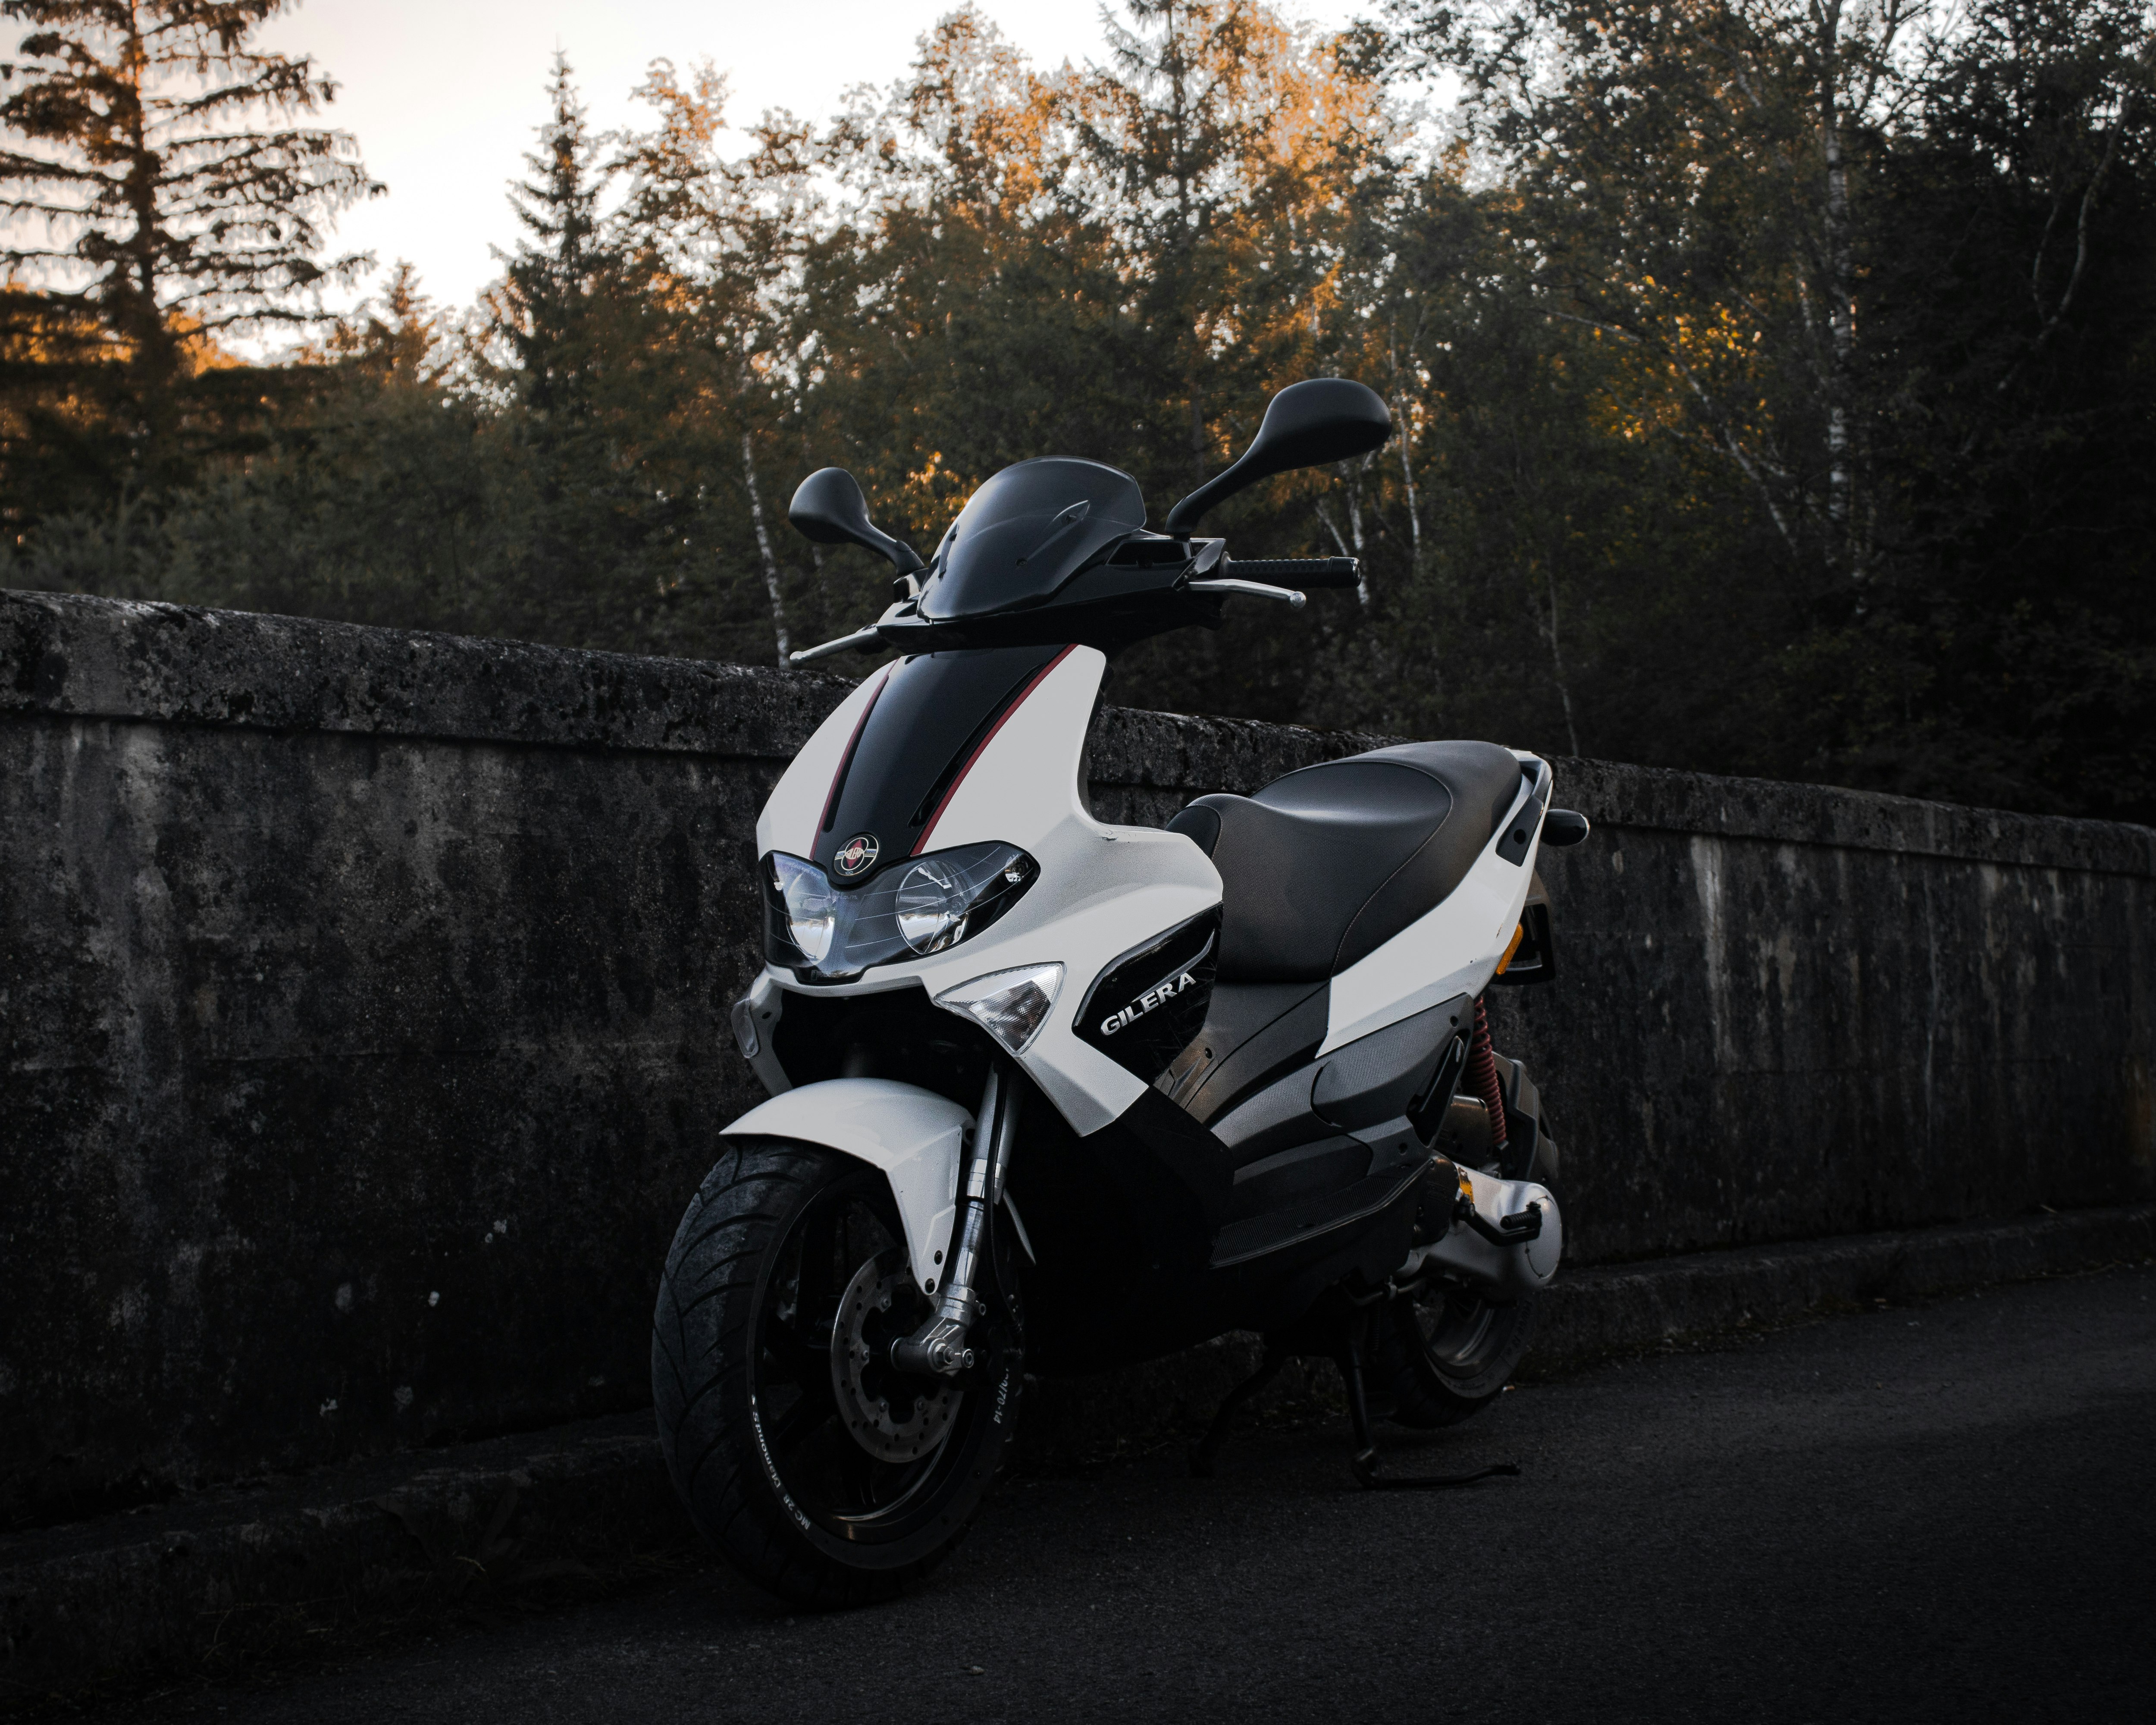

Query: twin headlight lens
[895,857,966,953]
[764,842,1037,981]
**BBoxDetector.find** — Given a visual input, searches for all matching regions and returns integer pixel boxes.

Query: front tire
[652,1137,1019,1607]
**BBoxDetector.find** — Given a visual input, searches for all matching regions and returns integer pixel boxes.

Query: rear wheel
[1385,1120,1557,1428]
[1386,1282,1542,1427]
[651,1138,1019,1607]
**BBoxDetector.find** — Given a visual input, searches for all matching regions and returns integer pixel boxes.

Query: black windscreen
[921,458,1146,621]
[810,644,1065,881]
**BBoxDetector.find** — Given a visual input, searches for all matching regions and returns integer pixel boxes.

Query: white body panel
[749,647,1559,1291]
[1319,762,1546,1054]
[724,1078,968,1295]
[756,646,1222,1137]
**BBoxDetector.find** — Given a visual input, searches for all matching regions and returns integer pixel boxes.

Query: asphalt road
[127,1266,2154,1725]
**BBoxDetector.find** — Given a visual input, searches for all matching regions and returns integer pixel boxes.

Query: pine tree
[0,278,113,530]
[484,55,688,650]
[0,0,378,477]
[489,55,621,429]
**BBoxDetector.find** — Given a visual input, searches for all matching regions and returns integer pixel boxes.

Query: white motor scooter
[652,379,1590,1606]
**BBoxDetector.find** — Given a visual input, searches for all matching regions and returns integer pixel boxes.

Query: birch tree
[613,60,826,666]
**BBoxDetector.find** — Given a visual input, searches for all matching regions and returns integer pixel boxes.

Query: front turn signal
[935,963,1064,1055]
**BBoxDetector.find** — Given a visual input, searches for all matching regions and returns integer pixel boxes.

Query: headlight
[895,857,964,953]
[762,842,1037,982]
[935,964,1063,1054]
[772,853,837,963]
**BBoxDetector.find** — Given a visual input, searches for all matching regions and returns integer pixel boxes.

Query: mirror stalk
[1163,379,1392,533]
[789,467,924,575]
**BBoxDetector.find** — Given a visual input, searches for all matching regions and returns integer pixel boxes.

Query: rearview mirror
[1163,379,1392,533]
[788,467,924,575]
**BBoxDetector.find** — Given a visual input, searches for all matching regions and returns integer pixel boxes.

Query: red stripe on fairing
[814,663,894,851]
[912,645,1078,856]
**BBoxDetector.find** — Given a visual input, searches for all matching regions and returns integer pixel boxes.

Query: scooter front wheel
[651,1138,1020,1607]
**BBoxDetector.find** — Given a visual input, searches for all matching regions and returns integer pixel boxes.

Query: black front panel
[1005,1085,1235,1371]
[812,643,1065,881]
[1011,1069,1430,1367]
[765,983,990,1110]
[1169,981,1331,1127]
[1075,912,1219,1082]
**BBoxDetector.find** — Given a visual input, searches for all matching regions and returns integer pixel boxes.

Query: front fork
[891,1058,1021,1377]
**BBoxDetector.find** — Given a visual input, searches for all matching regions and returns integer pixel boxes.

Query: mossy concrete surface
[3,590,2153,1534]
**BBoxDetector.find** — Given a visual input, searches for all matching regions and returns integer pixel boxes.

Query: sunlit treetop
[0,0,380,366]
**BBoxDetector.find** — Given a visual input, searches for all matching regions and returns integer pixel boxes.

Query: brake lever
[788,596,918,666]
[789,629,882,665]
[1185,577,1307,609]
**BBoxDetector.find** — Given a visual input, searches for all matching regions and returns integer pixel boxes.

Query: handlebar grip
[1223,557,1360,589]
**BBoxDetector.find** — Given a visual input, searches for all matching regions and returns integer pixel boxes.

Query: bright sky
[251,0,1379,320]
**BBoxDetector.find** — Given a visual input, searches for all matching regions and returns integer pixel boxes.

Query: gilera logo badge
[833,833,880,878]
[1100,970,1199,1037]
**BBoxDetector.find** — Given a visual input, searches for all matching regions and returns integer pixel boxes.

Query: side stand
[1188,1306,1521,1491]
[1337,1308,1520,1493]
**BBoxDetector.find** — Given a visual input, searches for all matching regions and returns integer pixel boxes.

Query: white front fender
[724,1079,969,1296]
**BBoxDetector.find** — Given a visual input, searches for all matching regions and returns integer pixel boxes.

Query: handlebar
[1222,556,1360,590]
[785,548,1367,662]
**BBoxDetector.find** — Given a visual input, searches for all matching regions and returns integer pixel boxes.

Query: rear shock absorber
[1465,996,1509,1157]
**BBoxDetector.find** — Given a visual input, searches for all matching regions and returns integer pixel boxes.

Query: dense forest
[3,0,2152,820]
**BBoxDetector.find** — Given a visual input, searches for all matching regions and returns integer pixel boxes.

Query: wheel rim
[747,1170,980,1543]
[1421,1284,1506,1375]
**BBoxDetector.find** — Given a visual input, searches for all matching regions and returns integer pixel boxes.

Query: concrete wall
[4,590,2152,1526]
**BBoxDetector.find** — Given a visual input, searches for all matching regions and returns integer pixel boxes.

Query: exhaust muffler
[1404,1158,1563,1301]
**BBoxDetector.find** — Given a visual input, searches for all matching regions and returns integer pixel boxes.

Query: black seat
[1166,742,1526,983]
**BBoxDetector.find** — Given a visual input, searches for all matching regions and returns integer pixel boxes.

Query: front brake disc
[830,1253,963,1464]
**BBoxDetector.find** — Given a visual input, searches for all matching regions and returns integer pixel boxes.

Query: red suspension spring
[1466,996,1509,1153]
